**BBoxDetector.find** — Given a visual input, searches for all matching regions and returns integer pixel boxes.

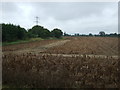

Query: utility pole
[35,16,39,25]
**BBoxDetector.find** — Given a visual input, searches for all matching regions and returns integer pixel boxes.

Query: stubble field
[44,37,118,56]
[2,37,120,88]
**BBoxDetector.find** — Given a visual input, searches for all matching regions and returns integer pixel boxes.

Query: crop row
[2,53,119,88]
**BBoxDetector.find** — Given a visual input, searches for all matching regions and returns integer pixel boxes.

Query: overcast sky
[1,2,118,34]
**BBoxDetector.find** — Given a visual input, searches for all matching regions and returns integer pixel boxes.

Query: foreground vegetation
[2,52,119,88]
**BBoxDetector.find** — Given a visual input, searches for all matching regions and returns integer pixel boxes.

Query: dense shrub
[2,23,27,42]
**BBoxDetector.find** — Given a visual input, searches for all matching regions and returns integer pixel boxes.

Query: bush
[51,28,63,38]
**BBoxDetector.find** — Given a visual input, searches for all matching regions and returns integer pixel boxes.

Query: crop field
[44,37,118,56]
[2,37,120,88]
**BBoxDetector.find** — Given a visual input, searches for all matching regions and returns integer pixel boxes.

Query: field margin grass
[2,37,66,46]
[2,38,44,46]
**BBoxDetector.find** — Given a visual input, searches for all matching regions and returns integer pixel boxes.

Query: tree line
[64,31,120,37]
[1,23,63,42]
[2,23,119,42]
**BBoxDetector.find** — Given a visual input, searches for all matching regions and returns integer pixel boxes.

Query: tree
[99,31,105,36]
[28,25,51,38]
[17,26,27,40]
[41,28,51,38]
[2,23,27,42]
[74,33,80,36]
[28,25,43,37]
[27,32,37,38]
[64,32,70,36]
[51,28,63,38]
[89,33,93,36]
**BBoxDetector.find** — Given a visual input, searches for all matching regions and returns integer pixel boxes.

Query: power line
[35,16,39,25]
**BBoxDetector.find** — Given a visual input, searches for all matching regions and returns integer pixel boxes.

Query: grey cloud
[2,2,19,14]
[32,2,116,21]
[1,2,118,34]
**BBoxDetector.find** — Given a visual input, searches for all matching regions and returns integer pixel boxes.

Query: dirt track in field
[29,40,71,53]
[3,40,70,54]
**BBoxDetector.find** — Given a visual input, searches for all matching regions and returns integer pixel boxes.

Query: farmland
[45,37,118,56]
[2,37,119,88]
